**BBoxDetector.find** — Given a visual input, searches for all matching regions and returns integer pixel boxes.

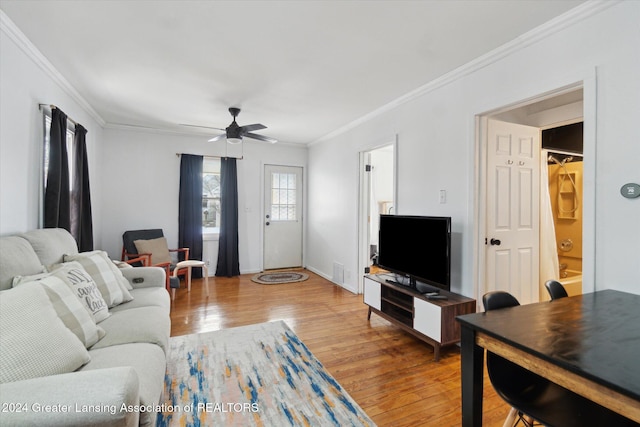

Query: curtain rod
[175,153,243,160]
[39,103,79,127]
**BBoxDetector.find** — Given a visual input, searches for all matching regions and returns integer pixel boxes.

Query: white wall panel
[307,2,640,296]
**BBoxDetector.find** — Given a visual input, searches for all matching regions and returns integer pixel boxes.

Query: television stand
[364,274,476,361]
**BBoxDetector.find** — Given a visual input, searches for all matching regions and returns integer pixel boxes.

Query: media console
[363,273,476,361]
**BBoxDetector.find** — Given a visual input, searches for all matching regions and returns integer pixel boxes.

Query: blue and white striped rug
[157,321,375,427]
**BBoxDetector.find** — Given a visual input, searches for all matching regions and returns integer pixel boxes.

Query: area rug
[251,271,309,285]
[156,321,375,427]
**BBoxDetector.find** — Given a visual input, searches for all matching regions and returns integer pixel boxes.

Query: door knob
[266,222,270,226]
[490,238,501,246]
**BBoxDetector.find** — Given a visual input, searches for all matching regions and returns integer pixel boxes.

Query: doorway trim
[260,162,306,272]
[357,136,398,293]
[474,69,597,304]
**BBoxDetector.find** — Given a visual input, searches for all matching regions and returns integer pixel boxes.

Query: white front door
[485,119,540,305]
[263,165,303,270]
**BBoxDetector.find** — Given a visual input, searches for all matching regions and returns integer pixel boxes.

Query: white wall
[3,2,639,297]
[0,18,104,244]
[307,1,640,297]
[1,11,307,273]
[100,128,307,272]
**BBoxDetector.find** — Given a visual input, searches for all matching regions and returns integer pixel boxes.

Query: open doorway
[477,86,588,304]
[358,143,396,293]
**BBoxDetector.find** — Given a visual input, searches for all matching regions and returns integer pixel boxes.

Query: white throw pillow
[0,285,91,383]
[48,261,110,323]
[64,250,134,306]
[12,273,105,348]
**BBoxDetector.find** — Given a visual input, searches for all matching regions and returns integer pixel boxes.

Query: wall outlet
[439,189,447,204]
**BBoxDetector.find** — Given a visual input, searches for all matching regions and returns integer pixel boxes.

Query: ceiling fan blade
[244,132,277,144]
[207,134,226,142]
[180,123,225,131]
[238,123,266,133]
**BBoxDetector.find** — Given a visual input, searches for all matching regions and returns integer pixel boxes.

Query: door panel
[263,165,303,270]
[486,119,540,304]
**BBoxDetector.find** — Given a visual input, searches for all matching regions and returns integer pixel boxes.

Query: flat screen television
[377,214,451,293]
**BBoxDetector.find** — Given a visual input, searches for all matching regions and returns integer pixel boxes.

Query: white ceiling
[1,0,585,145]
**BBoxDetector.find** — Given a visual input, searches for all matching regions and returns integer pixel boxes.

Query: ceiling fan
[183,107,277,144]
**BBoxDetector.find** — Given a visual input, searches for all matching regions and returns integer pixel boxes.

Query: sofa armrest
[120,266,165,289]
[0,367,139,427]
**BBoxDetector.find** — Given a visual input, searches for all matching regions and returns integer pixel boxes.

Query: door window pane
[270,172,296,221]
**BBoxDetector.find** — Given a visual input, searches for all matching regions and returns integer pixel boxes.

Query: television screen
[377,215,451,292]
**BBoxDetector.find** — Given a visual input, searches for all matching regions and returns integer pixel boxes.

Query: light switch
[439,190,447,204]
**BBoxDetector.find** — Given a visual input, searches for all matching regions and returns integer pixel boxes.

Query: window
[270,172,297,221]
[42,112,77,230]
[43,114,76,191]
[202,157,221,234]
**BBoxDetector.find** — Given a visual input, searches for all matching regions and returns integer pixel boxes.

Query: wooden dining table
[456,289,640,426]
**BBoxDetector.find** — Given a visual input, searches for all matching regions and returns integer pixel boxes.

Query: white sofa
[0,228,171,427]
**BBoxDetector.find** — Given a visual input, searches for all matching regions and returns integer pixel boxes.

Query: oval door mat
[251,271,309,284]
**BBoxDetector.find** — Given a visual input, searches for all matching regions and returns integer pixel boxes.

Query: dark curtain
[71,124,94,251]
[216,157,240,277]
[179,154,203,278]
[44,108,71,231]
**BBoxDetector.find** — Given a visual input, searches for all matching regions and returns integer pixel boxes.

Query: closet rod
[38,104,79,126]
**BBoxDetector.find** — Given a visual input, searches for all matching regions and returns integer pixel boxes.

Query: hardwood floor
[169,270,510,426]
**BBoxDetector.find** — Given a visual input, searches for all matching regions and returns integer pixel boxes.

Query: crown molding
[0,10,106,127]
[309,0,618,146]
[2,1,618,142]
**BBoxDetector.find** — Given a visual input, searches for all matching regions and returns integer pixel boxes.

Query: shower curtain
[540,150,560,291]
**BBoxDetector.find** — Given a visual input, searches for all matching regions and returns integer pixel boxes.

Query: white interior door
[486,119,540,304]
[263,165,303,270]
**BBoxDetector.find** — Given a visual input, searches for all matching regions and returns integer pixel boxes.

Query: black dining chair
[544,279,568,300]
[483,291,546,427]
[482,290,637,427]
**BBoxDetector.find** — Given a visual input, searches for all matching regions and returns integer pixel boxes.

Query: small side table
[172,260,209,300]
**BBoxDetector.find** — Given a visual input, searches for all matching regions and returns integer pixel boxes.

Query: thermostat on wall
[620,183,640,199]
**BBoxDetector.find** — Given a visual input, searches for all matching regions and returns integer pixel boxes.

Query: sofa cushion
[64,250,134,307]
[134,237,171,265]
[0,285,91,383]
[48,262,111,323]
[20,228,78,267]
[109,287,170,313]
[83,343,166,427]
[0,367,140,427]
[90,306,170,353]
[0,236,44,291]
[13,273,105,348]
